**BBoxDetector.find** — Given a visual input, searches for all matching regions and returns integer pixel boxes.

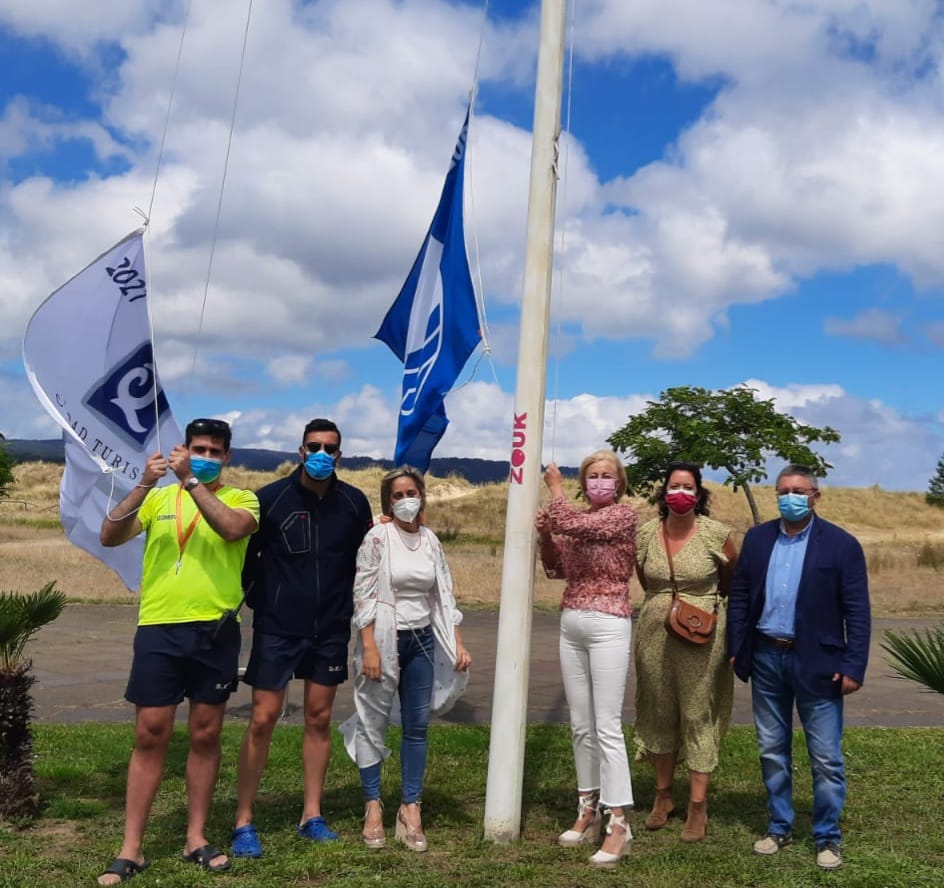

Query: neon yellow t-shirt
[137,483,260,626]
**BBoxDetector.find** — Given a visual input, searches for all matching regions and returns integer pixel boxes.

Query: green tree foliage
[882,625,944,696]
[0,433,13,500]
[926,453,944,508]
[0,582,68,819]
[607,385,841,525]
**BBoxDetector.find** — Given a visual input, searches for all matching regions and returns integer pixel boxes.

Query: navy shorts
[125,618,241,707]
[243,631,349,689]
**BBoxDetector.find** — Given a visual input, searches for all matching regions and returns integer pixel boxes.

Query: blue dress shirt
[756,515,815,639]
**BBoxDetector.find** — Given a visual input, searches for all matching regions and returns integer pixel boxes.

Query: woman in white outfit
[536,450,638,868]
[348,467,471,851]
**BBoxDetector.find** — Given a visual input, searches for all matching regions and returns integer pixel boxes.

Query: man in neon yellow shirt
[96,418,259,886]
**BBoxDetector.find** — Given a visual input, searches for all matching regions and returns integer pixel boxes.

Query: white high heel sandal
[558,793,601,847]
[589,811,633,868]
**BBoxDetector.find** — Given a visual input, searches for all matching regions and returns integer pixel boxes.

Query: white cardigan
[340,522,469,768]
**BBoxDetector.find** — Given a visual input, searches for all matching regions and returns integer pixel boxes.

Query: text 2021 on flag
[23,229,182,589]
[375,108,481,472]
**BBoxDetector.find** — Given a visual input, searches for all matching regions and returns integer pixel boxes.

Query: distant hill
[2,438,576,485]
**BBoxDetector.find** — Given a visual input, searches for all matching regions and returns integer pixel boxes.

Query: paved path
[28,605,944,728]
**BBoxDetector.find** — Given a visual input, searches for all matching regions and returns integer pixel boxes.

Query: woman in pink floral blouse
[536,449,638,869]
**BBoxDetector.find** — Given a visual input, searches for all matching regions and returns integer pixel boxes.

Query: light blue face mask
[778,492,811,522]
[190,456,222,484]
[304,450,335,480]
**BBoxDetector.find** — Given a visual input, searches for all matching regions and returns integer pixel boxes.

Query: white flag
[23,229,182,590]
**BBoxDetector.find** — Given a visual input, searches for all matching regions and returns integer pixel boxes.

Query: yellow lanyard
[175,485,203,574]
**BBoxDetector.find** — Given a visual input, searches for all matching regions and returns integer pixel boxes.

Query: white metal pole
[483,0,567,843]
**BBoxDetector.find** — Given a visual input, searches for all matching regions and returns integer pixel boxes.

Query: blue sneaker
[231,824,263,858]
[297,816,338,843]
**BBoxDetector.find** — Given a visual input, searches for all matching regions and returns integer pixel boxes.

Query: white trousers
[559,608,634,809]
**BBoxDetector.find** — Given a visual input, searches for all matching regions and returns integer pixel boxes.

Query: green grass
[1,723,942,887]
[1,517,62,530]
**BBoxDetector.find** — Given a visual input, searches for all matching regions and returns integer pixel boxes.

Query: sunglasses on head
[303,441,339,455]
[188,418,231,435]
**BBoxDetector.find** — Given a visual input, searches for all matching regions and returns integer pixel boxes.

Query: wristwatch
[184,476,201,492]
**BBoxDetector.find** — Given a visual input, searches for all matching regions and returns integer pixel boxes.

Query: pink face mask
[586,477,617,505]
[665,490,697,515]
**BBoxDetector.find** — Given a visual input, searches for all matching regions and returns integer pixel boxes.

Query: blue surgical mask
[190,456,222,484]
[304,450,335,480]
[778,493,811,522]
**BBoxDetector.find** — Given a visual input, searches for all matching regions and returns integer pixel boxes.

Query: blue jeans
[359,625,434,804]
[751,637,846,845]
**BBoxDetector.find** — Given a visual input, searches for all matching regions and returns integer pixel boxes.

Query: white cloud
[824,308,909,344]
[265,355,312,385]
[740,379,847,410]
[0,0,161,51]
[925,321,944,347]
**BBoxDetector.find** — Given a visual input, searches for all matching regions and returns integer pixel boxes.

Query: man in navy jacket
[727,464,870,872]
[232,418,373,857]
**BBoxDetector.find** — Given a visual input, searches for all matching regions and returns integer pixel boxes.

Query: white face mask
[392,497,422,523]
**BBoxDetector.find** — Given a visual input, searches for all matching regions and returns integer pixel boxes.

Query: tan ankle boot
[680,800,707,842]
[645,788,675,830]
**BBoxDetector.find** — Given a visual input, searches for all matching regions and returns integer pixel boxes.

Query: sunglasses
[187,418,231,435]
[303,441,339,455]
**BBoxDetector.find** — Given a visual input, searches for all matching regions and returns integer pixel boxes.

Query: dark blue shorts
[243,631,349,689]
[125,618,241,707]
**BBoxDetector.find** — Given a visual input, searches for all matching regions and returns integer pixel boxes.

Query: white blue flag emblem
[376,108,481,471]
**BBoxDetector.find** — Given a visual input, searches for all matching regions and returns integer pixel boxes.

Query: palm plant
[881,624,944,696]
[0,582,67,819]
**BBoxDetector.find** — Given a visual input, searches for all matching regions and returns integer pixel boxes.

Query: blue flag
[376,109,481,471]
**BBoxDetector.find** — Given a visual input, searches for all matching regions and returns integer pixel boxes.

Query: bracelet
[136,481,156,488]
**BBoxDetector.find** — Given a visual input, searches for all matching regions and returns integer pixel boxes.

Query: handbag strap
[661,521,720,614]
[661,522,681,600]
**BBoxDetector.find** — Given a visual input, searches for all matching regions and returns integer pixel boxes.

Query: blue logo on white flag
[84,343,170,446]
[376,108,480,471]
[401,239,444,416]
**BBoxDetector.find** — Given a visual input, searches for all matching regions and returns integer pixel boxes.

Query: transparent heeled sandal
[395,803,427,852]
[362,799,386,849]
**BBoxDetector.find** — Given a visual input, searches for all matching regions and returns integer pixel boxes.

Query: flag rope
[189,0,255,382]
[145,0,192,229]
[548,0,579,464]
[457,0,500,391]
[133,0,193,459]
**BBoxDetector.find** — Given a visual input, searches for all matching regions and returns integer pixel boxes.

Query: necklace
[395,525,422,552]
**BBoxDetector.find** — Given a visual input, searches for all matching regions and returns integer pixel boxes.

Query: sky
[2,0,944,491]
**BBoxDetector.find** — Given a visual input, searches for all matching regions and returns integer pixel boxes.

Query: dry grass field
[2,461,943,616]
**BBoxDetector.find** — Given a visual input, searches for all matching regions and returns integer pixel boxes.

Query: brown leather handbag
[661,524,718,646]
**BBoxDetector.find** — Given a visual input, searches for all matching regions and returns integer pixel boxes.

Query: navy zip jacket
[242,467,373,641]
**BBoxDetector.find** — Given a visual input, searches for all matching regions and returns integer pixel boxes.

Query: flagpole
[483,0,567,843]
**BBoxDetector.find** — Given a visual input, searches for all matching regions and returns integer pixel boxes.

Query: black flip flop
[182,844,231,873]
[98,857,148,883]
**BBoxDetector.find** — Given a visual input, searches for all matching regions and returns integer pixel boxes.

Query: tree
[0,582,68,819]
[0,433,13,501]
[882,625,944,696]
[926,453,944,508]
[607,385,841,525]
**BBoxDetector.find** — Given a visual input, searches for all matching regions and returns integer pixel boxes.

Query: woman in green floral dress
[634,462,738,842]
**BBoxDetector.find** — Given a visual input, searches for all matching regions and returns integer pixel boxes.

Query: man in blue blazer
[727,464,870,872]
